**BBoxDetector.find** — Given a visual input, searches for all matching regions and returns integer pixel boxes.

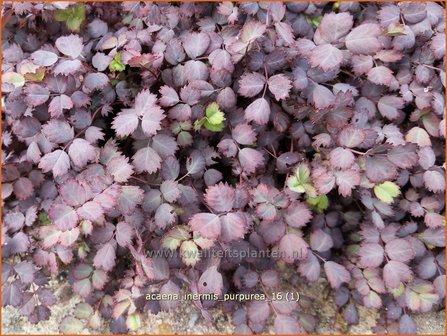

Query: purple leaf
[160,180,180,203]
[284,201,312,228]
[238,72,266,98]
[132,146,162,174]
[55,34,83,59]
[48,94,73,118]
[159,281,180,310]
[279,233,308,263]
[119,186,144,215]
[378,5,400,27]
[247,300,270,324]
[77,201,104,221]
[338,127,365,148]
[151,134,178,158]
[42,120,74,144]
[83,73,109,93]
[68,139,97,168]
[53,59,82,75]
[345,23,382,55]
[274,22,295,46]
[378,95,404,120]
[431,33,445,59]
[184,32,210,59]
[267,74,292,101]
[383,260,413,289]
[399,314,417,334]
[92,52,111,71]
[335,169,361,197]
[310,229,333,253]
[329,147,355,169]
[310,44,343,71]
[59,179,89,206]
[311,84,335,109]
[367,66,394,86]
[358,243,384,268]
[238,148,265,174]
[189,213,221,240]
[245,97,270,125]
[31,50,58,66]
[204,182,235,213]
[48,204,78,231]
[14,261,35,284]
[387,144,418,169]
[423,170,445,193]
[240,21,266,43]
[232,124,257,145]
[112,110,139,137]
[25,84,50,107]
[3,283,23,307]
[107,156,133,183]
[13,177,33,200]
[324,261,351,289]
[385,239,415,263]
[220,213,246,243]
[136,90,165,136]
[155,203,176,229]
[365,156,397,183]
[316,12,353,44]
[159,86,179,107]
[115,222,134,247]
[198,266,223,296]
[186,151,206,175]
[93,241,116,272]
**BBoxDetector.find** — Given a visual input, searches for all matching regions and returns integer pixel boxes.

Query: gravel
[2,278,445,334]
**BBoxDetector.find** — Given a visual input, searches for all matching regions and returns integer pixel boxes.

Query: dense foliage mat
[1,1,446,334]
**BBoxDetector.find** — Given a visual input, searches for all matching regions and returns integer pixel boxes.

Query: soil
[2,278,445,335]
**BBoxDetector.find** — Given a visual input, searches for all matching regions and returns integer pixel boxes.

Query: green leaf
[205,102,225,125]
[296,164,311,183]
[60,316,84,334]
[193,118,206,131]
[204,119,225,132]
[374,181,401,204]
[306,195,329,213]
[54,9,70,21]
[411,282,434,294]
[126,313,141,331]
[73,3,86,18]
[109,53,126,72]
[307,16,322,28]
[38,211,51,225]
[419,292,439,305]
[74,303,94,320]
[88,311,101,329]
[406,290,420,311]
[54,3,85,32]
[3,72,25,88]
[385,23,407,36]
[180,240,200,266]
[24,68,46,82]
[66,17,84,32]
[287,164,316,197]
[390,282,405,297]
[161,226,190,250]
[287,175,305,193]
[303,183,317,198]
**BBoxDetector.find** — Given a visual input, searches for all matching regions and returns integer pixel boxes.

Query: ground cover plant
[1,1,446,334]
